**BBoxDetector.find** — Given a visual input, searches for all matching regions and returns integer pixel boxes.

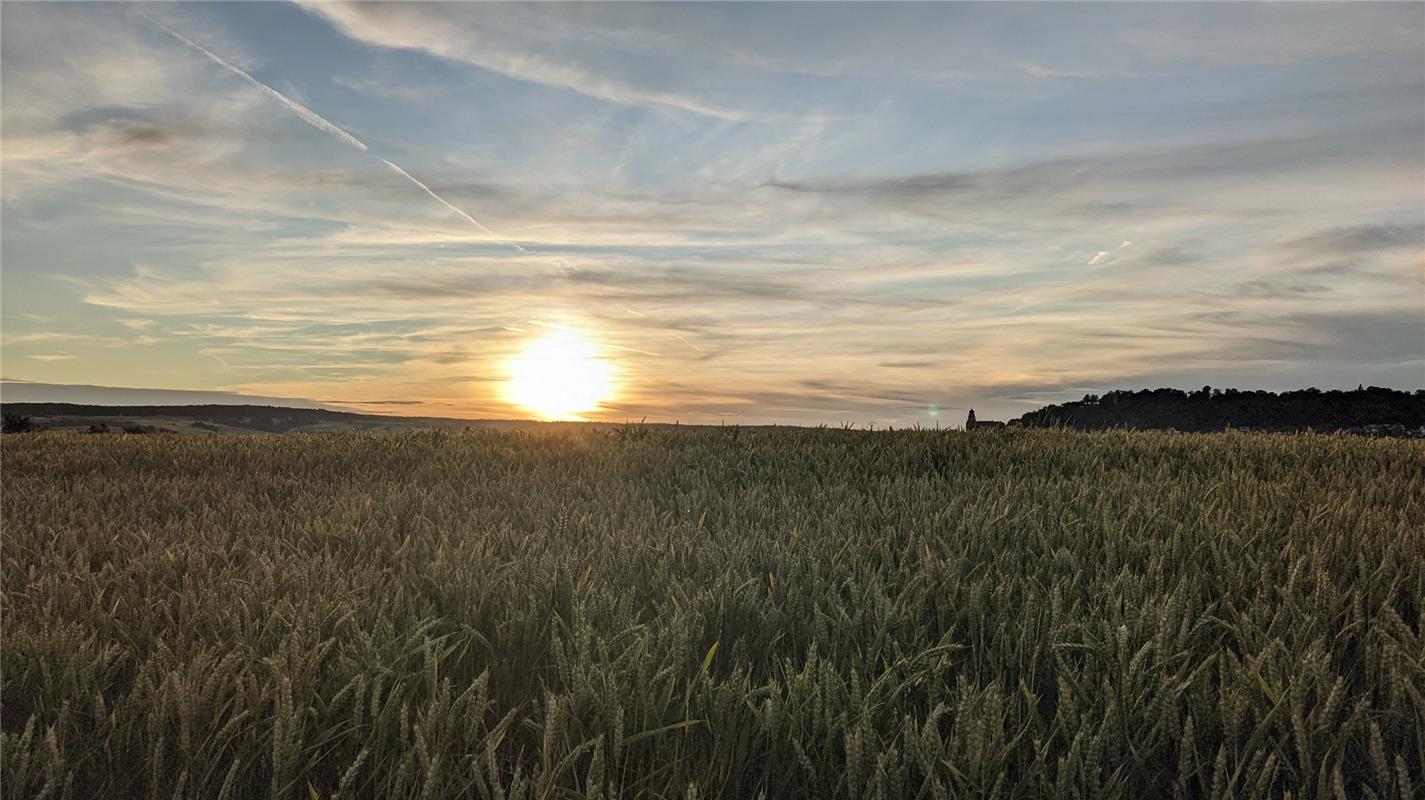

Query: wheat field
[2,428,1422,799]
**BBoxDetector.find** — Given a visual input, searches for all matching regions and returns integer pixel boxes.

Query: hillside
[0,403,767,435]
[0,403,594,434]
[1014,386,1425,436]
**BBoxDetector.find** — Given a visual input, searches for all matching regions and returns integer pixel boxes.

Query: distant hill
[0,402,749,435]
[0,403,600,434]
[1013,386,1425,436]
[0,379,349,410]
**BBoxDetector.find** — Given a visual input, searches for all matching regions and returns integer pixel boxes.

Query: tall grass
[2,428,1421,798]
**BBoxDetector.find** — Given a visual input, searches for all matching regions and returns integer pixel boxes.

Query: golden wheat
[2,427,1421,798]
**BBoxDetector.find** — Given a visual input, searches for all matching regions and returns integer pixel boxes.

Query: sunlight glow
[505,326,616,420]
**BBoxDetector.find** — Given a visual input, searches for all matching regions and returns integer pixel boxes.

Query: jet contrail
[610,343,663,358]
[151,18,706,352]
[380,160,527,253]
[150,17,520,250]
[149,17,368,152]
[669,331,705,352]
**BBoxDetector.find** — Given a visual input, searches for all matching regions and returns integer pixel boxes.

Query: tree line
[1014,385,1425,434]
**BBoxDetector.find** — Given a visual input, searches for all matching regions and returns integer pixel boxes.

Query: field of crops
[2,428,1422,799]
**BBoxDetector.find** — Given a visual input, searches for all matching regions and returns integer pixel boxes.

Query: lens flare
[505,326,616,420]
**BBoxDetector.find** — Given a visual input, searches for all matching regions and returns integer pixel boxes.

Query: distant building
[966,408,1005,430]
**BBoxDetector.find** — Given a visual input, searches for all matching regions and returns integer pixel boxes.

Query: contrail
[669,331,705,352]
[380,160,527,253]
[609,343,663,358]
[150,17,520,251]
[149,17,368,152]
[629,309,701,353]
[152,18,705,352]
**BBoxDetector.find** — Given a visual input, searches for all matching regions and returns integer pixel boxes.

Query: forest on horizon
[1013,385,1425,435]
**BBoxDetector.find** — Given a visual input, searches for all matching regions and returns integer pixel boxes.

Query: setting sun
[505,326,616,420]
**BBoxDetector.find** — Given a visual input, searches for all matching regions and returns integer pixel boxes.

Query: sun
[505,326,616,420]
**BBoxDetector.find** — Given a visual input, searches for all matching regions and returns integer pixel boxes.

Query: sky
[2,2,1423,426]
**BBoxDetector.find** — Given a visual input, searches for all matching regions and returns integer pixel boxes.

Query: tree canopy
[1015,386,1425,434]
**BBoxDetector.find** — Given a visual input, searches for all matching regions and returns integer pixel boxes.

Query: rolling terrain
[0,403,656,435]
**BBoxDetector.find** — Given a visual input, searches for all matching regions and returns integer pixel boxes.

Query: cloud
[0,5,192,134]
[296,2,1424,101]
[299,2,770,121]
[26,354,76,362]
[3,3,1422,425]
[1232,279,1331,299]
[1283,222,1425,256]
[147,16,370,151]
[5,332,81,344]
[1017,62,1092,80]
[1135,245,1200,268]
[90,120,178,150]
[333,71,450,103]
[1197,308,1424,367]
[147,16,530,250]
[2,330,160,349]
[763,129,1422,222]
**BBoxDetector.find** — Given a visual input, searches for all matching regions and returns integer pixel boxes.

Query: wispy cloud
[148,16,369,151]
[299,2,774,122]
[3,2,1421,423]
[1283,223,1425,256]
[146,16,522,250]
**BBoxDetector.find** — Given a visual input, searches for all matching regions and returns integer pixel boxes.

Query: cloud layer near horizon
[3,2,1422,424]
